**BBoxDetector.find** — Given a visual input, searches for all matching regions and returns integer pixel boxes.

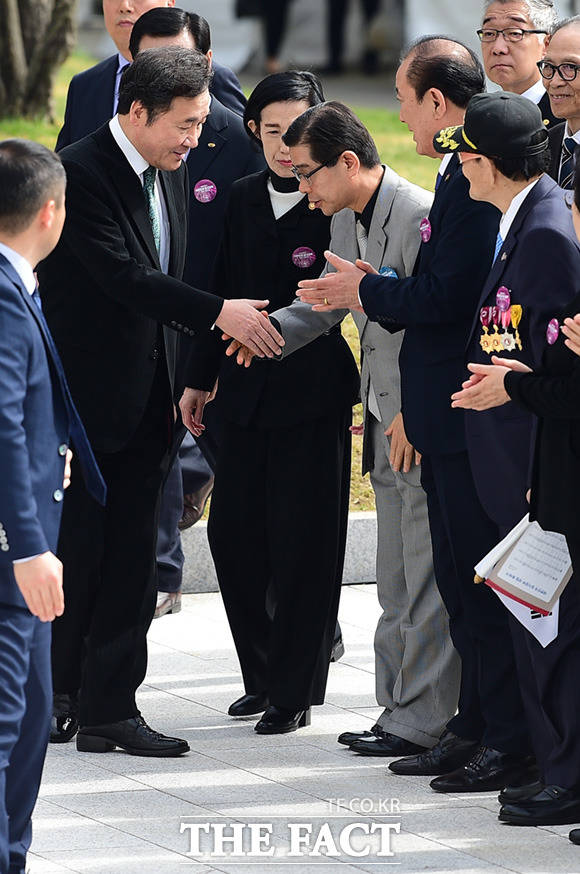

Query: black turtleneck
[269,171,300,193]
[354,168,385,233]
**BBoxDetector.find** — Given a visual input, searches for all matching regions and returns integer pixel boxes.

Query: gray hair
[482,0,558,36]
[551,14,580,37]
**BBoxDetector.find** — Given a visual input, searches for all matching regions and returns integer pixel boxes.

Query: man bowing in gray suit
[228,102,460,756]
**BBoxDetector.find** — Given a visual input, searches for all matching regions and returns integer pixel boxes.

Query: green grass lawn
[0,54,436,513]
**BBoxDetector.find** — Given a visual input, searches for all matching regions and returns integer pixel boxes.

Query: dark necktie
[142,165,161,253]
[559,136,577,190]
[32,289,107,506]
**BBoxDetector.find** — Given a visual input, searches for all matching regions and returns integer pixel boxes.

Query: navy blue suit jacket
[359,155,500,456]
[464,174,580,529]
[56,55,246,151]
[0,255,70,608]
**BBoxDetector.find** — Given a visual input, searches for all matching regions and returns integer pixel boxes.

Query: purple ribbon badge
[546,318,560,346]
[496,286,511,313]
[419,218,432,243]
[194,179,217,203]
[292,246,317,269]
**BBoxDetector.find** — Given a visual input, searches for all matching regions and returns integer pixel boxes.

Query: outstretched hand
[215,299,284,357]
[296,251,366,312]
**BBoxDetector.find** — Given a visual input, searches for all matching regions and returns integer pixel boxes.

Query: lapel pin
[208,142,216,148]
[501,252,507,261]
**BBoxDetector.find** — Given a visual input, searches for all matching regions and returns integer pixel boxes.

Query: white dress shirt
[499,178,541,242]
[520,79,547,107]
[109,115,170,273]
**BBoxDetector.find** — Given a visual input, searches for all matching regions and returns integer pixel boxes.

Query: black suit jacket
[56,56,246,151]
[538,90,560,130]
[186,171,359,428]
[359,155,500,456]
[37,123,223,453]
[506,288,580,539]
[464,174,579,529]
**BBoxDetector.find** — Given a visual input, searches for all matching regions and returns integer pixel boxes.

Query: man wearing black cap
[448,91,580,825]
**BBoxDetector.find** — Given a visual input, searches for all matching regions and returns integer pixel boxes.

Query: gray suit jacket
[271,165,433,472]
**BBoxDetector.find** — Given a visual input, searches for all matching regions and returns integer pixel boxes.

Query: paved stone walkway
[29,586,580,873]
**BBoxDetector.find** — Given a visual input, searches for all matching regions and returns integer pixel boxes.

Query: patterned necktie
[142,165,161,253]
[31,288,107,506]
[493,232,504,265]
[356,220,368,260]
[559,137,577,190]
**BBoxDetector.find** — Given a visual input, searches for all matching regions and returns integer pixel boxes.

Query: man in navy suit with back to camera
[0,139,105,874]
[56,0,246,153]
[295,36,536,793]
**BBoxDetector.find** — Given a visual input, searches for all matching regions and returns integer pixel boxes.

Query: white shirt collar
[564,122,580,146]
[520,79,546,106]
[499,177,541,241]
[438,153,454,177]
[0,241,36,295]
[109,114,149,178]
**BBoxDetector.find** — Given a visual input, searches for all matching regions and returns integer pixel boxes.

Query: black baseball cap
[433,91,549,158]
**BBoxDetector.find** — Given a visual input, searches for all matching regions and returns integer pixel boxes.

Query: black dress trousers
[51,358,172,726]
[208,408,351,709]
[421,451,531,754]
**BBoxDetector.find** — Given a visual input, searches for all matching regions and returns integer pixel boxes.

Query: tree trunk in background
[0,0,76,120]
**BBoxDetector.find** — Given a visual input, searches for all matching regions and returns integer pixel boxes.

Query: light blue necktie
[492,232,503,265]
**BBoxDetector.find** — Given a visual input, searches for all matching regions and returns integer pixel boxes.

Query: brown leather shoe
[179,477,214,530]
[154,590,182,619]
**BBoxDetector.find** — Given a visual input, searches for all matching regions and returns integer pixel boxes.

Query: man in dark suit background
[539,17,580,187]
[478,0,559,129]
[295,36,535,793]
[450,92,580,827]
[38,47,283,757]
[127,8,265,620]
[56,0,246,152]
[0,139,105,874]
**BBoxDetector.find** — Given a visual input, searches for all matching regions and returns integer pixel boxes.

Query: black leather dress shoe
[76,715,190,756]
[498,779,543,805]
[388,730,479,776]
[228,693,269,717]
[499,785,580,826]
[337,723,382,746]
[569,828,580,844]
[349,732,426,757]
[49,693,79,744]
[430,746,536,793]
[254,705,311,734]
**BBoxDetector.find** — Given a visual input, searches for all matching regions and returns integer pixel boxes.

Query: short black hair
[0,139,65,234]
[118,46,211,122]
[244,71,324,146]
[488,131,551,181]
[283,101,380,169]
[129,7,211,60]
[403,35,485,108]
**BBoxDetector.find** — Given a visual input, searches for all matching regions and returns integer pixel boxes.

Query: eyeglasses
[291,157,337,185]
[477,27,547,43]
[537,60,580,81]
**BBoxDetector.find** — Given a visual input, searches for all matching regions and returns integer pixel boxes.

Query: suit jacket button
[171,321,176,327]
[177,323,183,330]
[0,544,8,552]
[53,489,64,502]
[58,443,68,456]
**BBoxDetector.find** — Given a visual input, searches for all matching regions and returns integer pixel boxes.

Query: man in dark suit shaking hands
[0,139,105,874]
[38,47,283,757]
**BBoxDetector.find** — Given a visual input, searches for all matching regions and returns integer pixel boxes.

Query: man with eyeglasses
[540,17,580,188]
[478,0,559,128]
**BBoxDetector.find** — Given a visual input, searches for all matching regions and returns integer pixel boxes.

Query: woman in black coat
[184,72,359,734]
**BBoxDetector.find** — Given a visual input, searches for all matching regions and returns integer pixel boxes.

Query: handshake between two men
[179,251,372,439]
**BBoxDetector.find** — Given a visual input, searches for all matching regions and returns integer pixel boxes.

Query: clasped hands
[451,356,532,411]
[222,251,375,367]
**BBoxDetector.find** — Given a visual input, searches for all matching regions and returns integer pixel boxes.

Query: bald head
[401,35,485,108]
